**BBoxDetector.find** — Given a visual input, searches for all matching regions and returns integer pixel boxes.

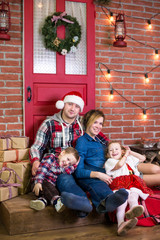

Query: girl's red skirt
[110,175,153,195]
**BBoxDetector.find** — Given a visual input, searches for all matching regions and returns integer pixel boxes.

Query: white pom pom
[56,100,64,109]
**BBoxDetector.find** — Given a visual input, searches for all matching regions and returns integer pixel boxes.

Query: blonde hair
[83,109,105,131]
[63,147,79,162]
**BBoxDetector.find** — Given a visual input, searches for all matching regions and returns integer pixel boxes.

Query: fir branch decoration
[42,12,81,55]
[93,0,111,6]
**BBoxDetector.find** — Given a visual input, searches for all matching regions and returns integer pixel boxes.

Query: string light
[101,7,160,54]
[98,63,160,120]
[144,73,149,83]
[98,7,160,120]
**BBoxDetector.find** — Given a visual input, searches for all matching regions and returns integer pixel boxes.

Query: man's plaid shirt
[29,112,83,164]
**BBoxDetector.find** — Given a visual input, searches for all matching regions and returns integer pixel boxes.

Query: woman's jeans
[77,178,113,210]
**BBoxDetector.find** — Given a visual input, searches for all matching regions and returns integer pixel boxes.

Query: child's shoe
[117,218,138,236]
[54,198,66,213]
[125,205,144,219]
[30,197,47,211]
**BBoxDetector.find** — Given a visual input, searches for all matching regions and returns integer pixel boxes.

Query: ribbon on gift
[0,166,22,199]
[51,11,74,25]
[0,136,12,149]
[0,166,22,184]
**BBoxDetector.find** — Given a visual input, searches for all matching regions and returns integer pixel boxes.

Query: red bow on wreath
[51,11,74,25]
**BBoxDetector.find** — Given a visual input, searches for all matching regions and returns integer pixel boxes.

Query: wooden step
[0,193,106,235]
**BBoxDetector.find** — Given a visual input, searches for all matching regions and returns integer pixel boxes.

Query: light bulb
[145,73,149,83]
[147,20,152,29]
[107,69,111,78]
[155,49,159,60]
[110,12,113,22]
[109,89,114,100]
[143,110,147,120]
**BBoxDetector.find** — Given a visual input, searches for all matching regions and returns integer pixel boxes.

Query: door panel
[24,0,95,144]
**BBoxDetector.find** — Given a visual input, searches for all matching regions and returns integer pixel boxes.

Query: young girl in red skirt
[105,141,153,236]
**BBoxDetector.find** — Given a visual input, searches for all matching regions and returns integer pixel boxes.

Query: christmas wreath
[42,11,81,55]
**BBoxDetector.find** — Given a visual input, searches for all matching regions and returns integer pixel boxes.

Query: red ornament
[113,13,127,47]
[0,0,11,40]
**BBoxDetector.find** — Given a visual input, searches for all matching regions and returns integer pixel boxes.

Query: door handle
[27,86,32,102]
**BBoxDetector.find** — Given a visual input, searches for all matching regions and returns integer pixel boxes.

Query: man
[29,91,93,215]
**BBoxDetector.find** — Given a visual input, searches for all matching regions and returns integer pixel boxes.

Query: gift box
[0,138,11,150]
[0,186,18,202]
[0,148,29,162]
[11,136,29,149]
[0,170,15,184]
[6,161,31,195]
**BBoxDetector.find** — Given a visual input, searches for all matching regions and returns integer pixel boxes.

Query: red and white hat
[55,91,84,112]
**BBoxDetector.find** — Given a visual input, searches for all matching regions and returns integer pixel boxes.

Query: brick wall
[0,0,160,145]
[0,0,23,136]
[95,0,160,145]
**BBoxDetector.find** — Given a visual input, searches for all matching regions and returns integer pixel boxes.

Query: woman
[75,110,128,213]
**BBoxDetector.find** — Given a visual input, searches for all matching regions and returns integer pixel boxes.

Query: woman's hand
[32,183,42,196]
[91,171,113,185]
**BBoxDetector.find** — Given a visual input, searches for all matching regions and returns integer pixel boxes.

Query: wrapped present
[0,186,18,202]
[11,136,29,149]
[0,137,11,150]
[6,161,31,195]
[0,148,29,162]
[0,170,15,184]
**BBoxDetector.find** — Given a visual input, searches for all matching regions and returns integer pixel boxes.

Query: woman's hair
[64,147,79,161]
[105,140,125,159]
[83,109,105,131]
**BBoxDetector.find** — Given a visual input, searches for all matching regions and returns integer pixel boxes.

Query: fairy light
[155,49,159,60]
[110,12,114,22]
[147,20,152,29]
[143,109,147,120]
[107,69,111,78]
[145,73,149,83]
[109,88,114,100]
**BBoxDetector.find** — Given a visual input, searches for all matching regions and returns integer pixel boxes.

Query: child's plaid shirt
[32,153,77,185]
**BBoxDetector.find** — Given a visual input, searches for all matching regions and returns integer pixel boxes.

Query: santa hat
[55,91,84,112]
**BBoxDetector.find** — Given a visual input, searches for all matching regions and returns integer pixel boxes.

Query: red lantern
[113,13,127,47]
[0,0,10,40]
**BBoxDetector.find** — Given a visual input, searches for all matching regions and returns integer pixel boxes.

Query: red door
[24,0,95,144]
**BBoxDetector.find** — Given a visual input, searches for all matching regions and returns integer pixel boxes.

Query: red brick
[0,117,19,123]
[7,124,23,130]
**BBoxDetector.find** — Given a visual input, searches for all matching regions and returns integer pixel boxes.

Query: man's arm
[30,119,51,175]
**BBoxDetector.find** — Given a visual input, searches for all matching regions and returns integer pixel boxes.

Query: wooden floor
[0,220,160,240]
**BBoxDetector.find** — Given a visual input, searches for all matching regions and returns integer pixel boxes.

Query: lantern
[113,13,127,47]
[0,0,10,40]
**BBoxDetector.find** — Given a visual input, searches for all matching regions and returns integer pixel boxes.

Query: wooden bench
[0,192,106,235]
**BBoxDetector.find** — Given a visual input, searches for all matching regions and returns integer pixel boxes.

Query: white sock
[116,200,128,227]
[128,191,139,209]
